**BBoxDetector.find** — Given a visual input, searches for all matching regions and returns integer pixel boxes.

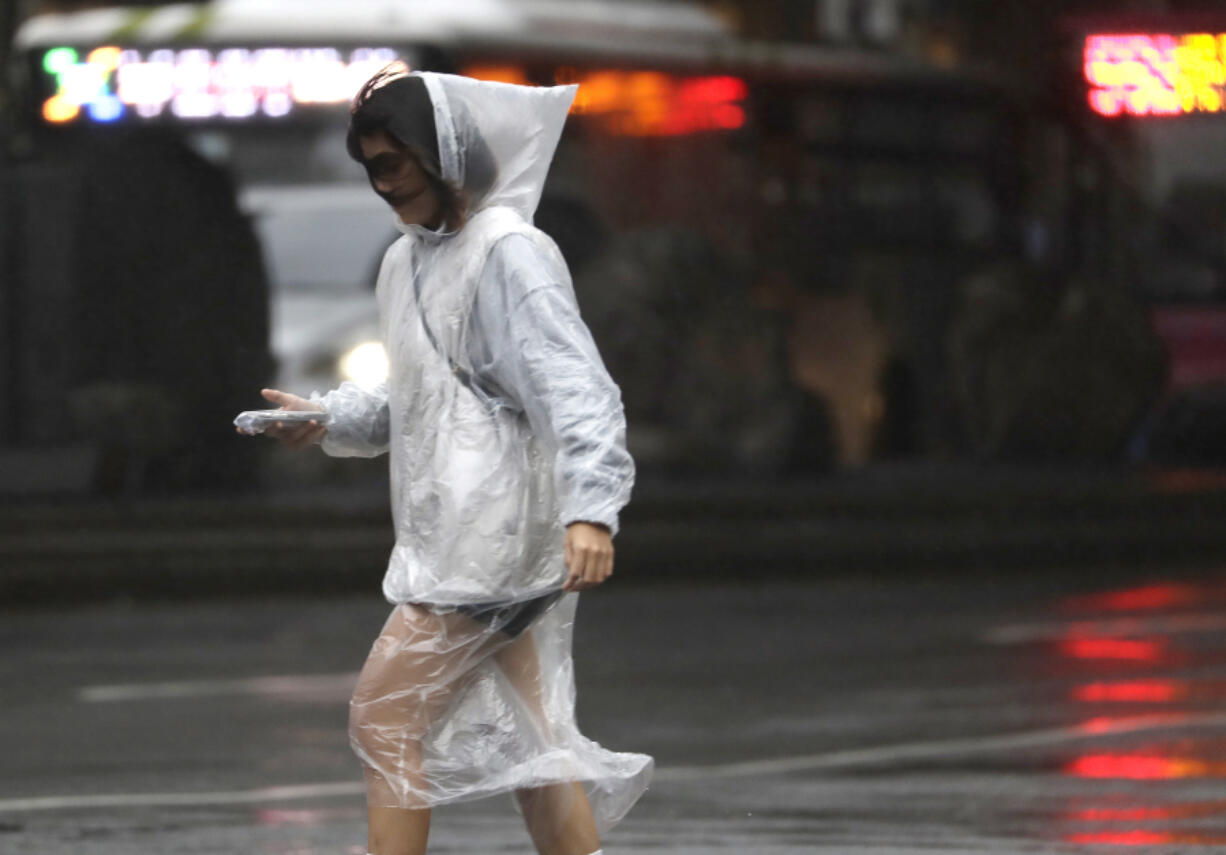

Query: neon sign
[1085,33,1226,117]
[40,45,398,124]
[463,65,747,136]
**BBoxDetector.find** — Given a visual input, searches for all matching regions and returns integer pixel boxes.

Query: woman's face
[359,130,443,228]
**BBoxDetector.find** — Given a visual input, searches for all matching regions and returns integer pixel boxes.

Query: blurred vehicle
[239,182,390,396]
[15,0,1025,478]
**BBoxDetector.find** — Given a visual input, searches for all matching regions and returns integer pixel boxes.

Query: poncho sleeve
[310,380,391,458]
[469,234,634,534]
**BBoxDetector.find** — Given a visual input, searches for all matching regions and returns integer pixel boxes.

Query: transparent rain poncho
[308,71,652,830]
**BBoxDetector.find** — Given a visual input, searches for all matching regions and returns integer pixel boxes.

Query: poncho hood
[416,72,576,223]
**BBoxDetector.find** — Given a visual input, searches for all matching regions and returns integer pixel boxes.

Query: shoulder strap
[410,207,535,404]
[410,265,485,395]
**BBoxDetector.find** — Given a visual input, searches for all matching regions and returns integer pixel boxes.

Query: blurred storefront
[7,0,1226,495]
[3,0,1009,493]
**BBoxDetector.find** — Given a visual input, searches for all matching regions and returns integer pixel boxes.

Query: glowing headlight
[339,341,388,389]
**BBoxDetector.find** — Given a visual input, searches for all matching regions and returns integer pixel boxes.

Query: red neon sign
[1085,32,1226,117]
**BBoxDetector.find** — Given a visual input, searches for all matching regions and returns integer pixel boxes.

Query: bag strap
[410,262,493,401]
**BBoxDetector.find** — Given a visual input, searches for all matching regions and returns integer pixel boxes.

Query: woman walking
[245,64,651,855]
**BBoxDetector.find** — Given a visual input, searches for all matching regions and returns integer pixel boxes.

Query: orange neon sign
[462,65,747,136]
[1085,33,1226,117]
[461,65,531,87]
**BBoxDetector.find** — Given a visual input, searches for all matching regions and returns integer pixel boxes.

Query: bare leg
[352,605,511,855]
[367,805,430,855]
[496,632,602,855]
[516,782,601,855]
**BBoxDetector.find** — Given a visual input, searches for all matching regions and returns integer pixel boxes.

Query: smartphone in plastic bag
[234,409,328,435]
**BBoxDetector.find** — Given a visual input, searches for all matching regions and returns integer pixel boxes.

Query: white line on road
[78,673,358,703]
[983,611,1226,645]
[655,711,1226,781]
[0,782,365,813]
[5,711,1226,813]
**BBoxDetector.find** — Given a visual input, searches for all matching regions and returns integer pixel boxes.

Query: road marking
[0,782,365,813]
[983,612,1226,645]
[78,673,357,703]
[656,711,1226,781]
[6,712,1226,813]
[79,672,357,701]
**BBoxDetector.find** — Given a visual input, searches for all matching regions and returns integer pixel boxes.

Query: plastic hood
[415,72,577,222]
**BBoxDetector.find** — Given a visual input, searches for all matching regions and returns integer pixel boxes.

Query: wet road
[5,566,1226,853]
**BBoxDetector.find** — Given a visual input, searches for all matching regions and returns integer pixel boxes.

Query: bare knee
[348,691,431,760]
[517,782,600,855]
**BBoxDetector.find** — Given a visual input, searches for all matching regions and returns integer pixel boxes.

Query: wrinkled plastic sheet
[350,593,652,830]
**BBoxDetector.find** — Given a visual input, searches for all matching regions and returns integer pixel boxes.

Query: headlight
[339,341,389,389]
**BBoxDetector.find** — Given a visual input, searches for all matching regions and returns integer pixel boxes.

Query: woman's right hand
[251,388,328,450]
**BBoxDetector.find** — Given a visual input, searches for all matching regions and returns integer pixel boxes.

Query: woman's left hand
[563,522,614,592]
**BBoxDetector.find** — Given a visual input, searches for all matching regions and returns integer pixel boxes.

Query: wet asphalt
[5,564,1226,853]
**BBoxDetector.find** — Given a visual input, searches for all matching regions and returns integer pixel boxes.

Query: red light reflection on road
[1064,793,1226,844]
[1067,754,1210,780]
[1062,583,1202,614]
[1072,800,1226,822]
[1067,829,1226,845]
[1074,680,1184,703]
[1078,717,1122,735]
[1073,715,1196,734]
[1053,576,1226,847]
[1069,830,1174,845]
[1062,637,1168,663]
[255,807,363,827]
[1066,830,1226,845]
[257,809,323,826]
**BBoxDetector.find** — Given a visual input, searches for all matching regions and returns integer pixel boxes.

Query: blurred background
[1,0,1226,549]
[13,4,1226,853]
[6,1,1226,594]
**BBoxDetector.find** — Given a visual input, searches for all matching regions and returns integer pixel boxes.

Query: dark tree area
[62,128,273,491]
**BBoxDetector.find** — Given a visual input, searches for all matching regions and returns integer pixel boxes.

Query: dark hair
[347,66,463,226]
[347,68,439,170]
[347,64,498,223]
